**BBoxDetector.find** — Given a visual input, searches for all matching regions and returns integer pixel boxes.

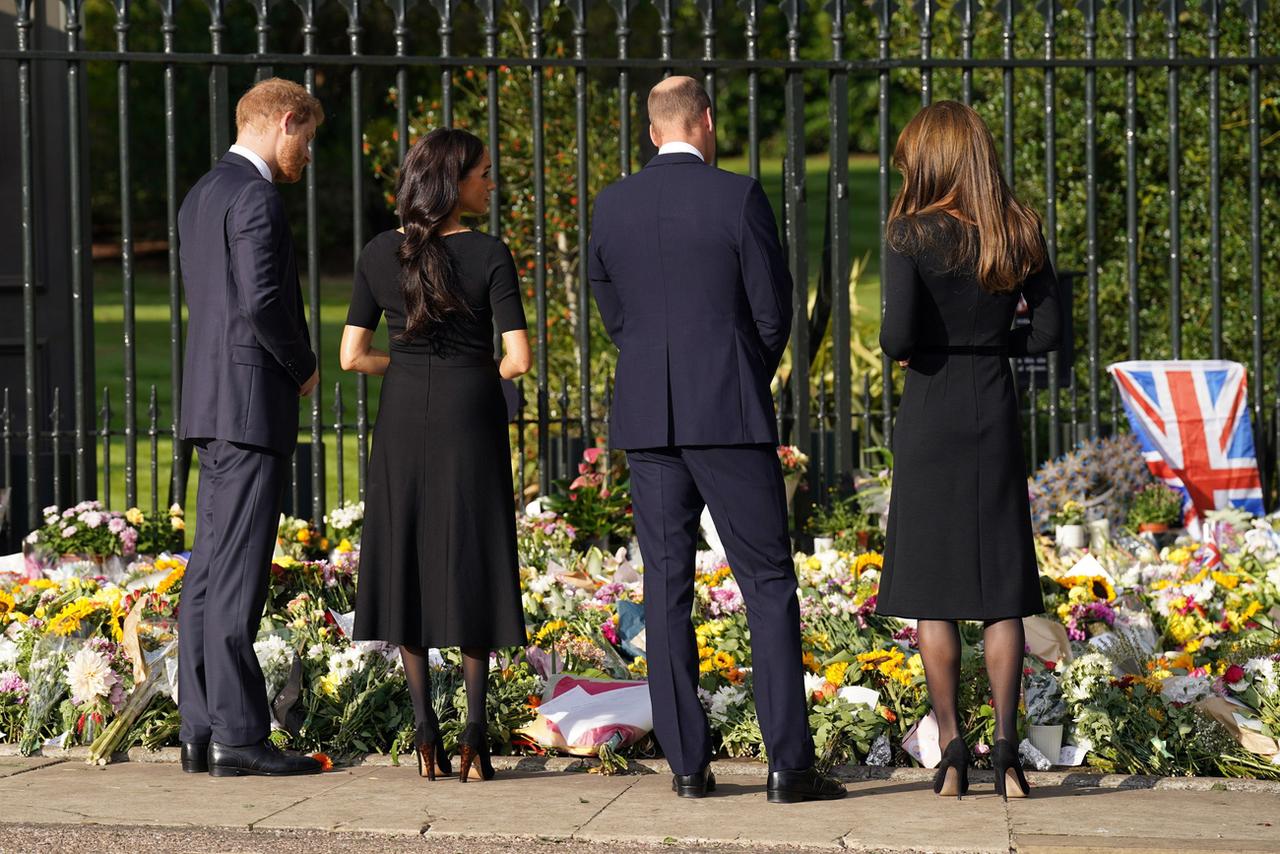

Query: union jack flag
[1107,360,1264,531]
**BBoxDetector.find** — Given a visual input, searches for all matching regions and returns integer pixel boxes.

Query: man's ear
[280,110,298,135]
[703,107,714,134]
[649,123,661,148]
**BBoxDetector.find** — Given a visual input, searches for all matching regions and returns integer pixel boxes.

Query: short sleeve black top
[346,229,527,359]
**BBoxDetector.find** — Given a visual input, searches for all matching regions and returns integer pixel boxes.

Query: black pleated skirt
[353,351,527,648]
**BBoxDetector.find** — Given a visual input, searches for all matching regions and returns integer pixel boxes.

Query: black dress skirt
[349,229,527,649]
[874,214,1060,621]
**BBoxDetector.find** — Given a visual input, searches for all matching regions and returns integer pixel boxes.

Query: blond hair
[235,78,324,134]
[887,101,1044,294]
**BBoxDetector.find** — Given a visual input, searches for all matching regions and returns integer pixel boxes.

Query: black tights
[916,618,1025,746]
[400,644,491,743]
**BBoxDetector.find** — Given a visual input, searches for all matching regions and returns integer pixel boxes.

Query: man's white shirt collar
[228,144,273,182]
[657,141,705,161]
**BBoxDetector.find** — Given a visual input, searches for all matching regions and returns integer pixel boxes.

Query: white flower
[325,645,369,688]
[1160,674,1213,705]
[254,635,294,699]
[0,637,19,669]
[42,505,58,516]
[61,525,78,539]
[803,672,826,697]
[79,511,103,529]
[1244,657,1279,696]
[705,685,748,725]
[65,647,117,705]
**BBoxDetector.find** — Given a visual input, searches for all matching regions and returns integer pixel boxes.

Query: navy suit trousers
[626,444,814,775]
[178,438,289,746]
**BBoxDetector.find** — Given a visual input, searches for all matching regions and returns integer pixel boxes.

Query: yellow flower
[0,588,14,617]
[805,556,821,571]
[906,653,926,680]
[1166,547,1193,565]
[628,657,648,677]
[1211,571,1240,589]
[171,516,185,532]
[712,651,736,671]
[854,552,884,577]
[535,620,568,643]
[125,507,145,526]
[156,562,186,595]
[168,503,184,517]
[318,674,340,698]
[297,528,312,544]
[47,597,100,636]
[803,631,832,652]
[802,651,821,673]
[824,661,850,686]
[336,538,354,553]
[1147,706,1166,723]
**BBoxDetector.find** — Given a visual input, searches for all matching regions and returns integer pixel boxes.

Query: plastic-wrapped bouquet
[1025,670,1067,726]
[323,501,364,551]
[19,636,73,755]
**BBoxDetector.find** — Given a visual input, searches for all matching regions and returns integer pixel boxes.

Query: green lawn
[90,152,888,516]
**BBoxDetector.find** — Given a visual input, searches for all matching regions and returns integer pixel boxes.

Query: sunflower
[853,552,884,577]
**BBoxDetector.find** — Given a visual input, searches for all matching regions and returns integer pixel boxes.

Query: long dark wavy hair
[886,101,1045,294]
[394,127,485,341]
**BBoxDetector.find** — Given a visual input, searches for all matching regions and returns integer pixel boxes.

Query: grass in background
[90,153,888,517]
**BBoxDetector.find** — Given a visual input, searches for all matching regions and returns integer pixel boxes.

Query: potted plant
[1024,669,1067,764]
[1128,483,1183,535]
[1051,500,1087,551]
[805,489,877,553]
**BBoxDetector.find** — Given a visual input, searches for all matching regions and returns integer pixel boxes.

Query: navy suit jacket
[589,152,793,450]
[177,152,316,455]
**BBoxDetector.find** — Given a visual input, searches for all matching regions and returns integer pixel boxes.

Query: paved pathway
[0,753,1277,853]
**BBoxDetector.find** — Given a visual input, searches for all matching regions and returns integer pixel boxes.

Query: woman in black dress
[874,102,1060,801]
[340,128,531,783]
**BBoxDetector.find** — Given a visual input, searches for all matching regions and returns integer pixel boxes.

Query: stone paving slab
[1006,784,1280,853]
[1,758,1277,853]
[0,756,63,779]
[0,760,372,829]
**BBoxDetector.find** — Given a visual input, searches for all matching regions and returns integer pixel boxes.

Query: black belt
[917,345,1010,356]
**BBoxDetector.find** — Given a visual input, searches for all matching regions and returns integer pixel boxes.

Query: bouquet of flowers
[277,515,330,562]
[324,501,364,551]
[777,445,809,477]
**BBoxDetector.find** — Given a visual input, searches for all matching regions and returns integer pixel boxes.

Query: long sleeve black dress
[875,213,1060,621]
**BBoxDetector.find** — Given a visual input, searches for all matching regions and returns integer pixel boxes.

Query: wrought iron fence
[1,0,1276,546]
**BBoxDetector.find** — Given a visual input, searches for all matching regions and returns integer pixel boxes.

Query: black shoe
[671,766,716,798]
[208,739,324,778]
[933,737,970,799]
[766,766,847,804]
[180,741,209,774]
[458,721,496,782]
[415,720,453,780]
[991,738,1030,801]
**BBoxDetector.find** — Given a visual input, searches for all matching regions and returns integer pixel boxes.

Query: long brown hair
[886,101,1045,293]
[394,128,484,341]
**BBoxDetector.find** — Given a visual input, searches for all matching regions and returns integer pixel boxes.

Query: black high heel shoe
[932,737,970,799]
[457,721,495,782]
[415,720,453,781]
[991,738,1029,801]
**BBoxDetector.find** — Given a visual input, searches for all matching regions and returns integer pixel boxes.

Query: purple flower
[61,525,78,539]
[108,518,126,534]
[0,670,28,701]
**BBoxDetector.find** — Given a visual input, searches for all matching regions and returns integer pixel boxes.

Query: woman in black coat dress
[875,102,1060,801]
[339,128,532,783]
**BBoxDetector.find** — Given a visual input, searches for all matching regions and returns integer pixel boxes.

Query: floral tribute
[1,485,1278,779]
